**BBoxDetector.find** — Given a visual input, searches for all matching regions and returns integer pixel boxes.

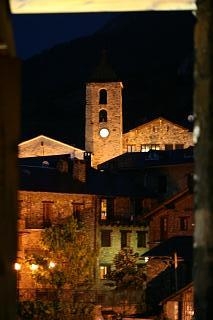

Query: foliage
[23,216,96,319]
[107,248,147,289]
[25,215,95,290]
[17,300,55,320]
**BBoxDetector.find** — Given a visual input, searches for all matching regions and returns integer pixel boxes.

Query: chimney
[73,158,86,183]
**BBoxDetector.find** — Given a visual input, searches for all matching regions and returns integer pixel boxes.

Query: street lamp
[14,262,21,298]
[30,263,38,271]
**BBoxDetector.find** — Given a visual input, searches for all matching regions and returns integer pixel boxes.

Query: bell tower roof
[89,50,119,83]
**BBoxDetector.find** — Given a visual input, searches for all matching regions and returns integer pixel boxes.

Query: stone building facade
[19,135,85,159]
[143,189,194,249]
[17,189,148,297]
[122,117,193,153]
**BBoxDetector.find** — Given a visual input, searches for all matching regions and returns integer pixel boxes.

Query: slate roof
[18,154,153,197]
[141,236,193,262]
[98,147,194,171]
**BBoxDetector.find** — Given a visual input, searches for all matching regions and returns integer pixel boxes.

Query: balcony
[99,214,147,227]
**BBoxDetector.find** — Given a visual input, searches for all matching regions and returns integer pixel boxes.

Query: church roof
[88,50,119,83]
[18,135,85,159]
[123,117,190,135]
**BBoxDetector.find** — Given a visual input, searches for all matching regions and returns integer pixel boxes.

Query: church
[19,53,193,167]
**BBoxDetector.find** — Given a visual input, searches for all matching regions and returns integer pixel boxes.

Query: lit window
[101,199,107,220]
[127,145,136,152]
[99,265,111,279]
[141,144,160,152]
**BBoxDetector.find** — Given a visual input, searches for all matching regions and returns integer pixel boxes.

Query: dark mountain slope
[21,11,195,148]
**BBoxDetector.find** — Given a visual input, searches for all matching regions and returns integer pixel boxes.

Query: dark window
[120,230,130,248]
[179,217,189,231]
[158,175,167,193]
[160,216,168,240]
[99,89,107,104]
[137,231,146,248]
[99,109,107,122]
[72,203,84,224]
[101,230,111,247]
[42,201,52,227]
[175,144,184,149]
[165,144,173,150]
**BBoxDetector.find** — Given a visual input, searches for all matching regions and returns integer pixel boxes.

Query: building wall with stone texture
[85,82,123,168]
[146,191,194,248]
[122,117,193,153]
[17,190,148,293]
[17,190,96,290]
[162,283,194,320]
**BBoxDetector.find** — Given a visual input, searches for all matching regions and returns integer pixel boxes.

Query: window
[160,216,168,240]
[99,109,107,122]
[140,144,160,152]
[175,144,184,149]
[120,230,131,248]
[99,89,107,104]
[101,230,112,247]
[165,144,173,150]
[72,202,84,224]
[99,265,111,279]
[127,144,136,152]
[137,231,146,248]
[100,198,114,220]
[42,201,52,227]
[179,217,189,231]
[100,198,107,220]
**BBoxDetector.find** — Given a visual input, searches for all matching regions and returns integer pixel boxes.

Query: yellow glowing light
[49,261,56,269]
[14,262,21,271]
[10,0,196,14]
[30,263,39,271]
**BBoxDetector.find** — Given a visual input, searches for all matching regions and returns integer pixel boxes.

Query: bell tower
[85,52,123,168]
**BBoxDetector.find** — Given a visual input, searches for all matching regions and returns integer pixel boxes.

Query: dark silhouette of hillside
[21,11,195,149]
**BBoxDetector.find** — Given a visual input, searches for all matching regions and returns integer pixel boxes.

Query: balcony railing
[99,214,147,226]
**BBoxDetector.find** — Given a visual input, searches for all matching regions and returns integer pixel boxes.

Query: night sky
[11,12,116,59]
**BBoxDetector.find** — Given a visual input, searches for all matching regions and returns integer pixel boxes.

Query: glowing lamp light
[144,257,149,263]
[49,261,56,269]
[30,263,39,271]
[14,262,21,271]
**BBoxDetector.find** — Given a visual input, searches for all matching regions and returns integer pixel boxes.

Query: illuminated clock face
[99,128,110,138]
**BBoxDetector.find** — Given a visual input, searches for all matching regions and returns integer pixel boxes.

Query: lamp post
[14,262,21,299]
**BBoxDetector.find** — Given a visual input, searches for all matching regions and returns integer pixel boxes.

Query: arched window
[99,109,107,122]
[99,89,107,104]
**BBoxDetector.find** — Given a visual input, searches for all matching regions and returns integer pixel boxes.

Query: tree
[106,248,147,315]
[25,215,96,319]
[107,248,146,289]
